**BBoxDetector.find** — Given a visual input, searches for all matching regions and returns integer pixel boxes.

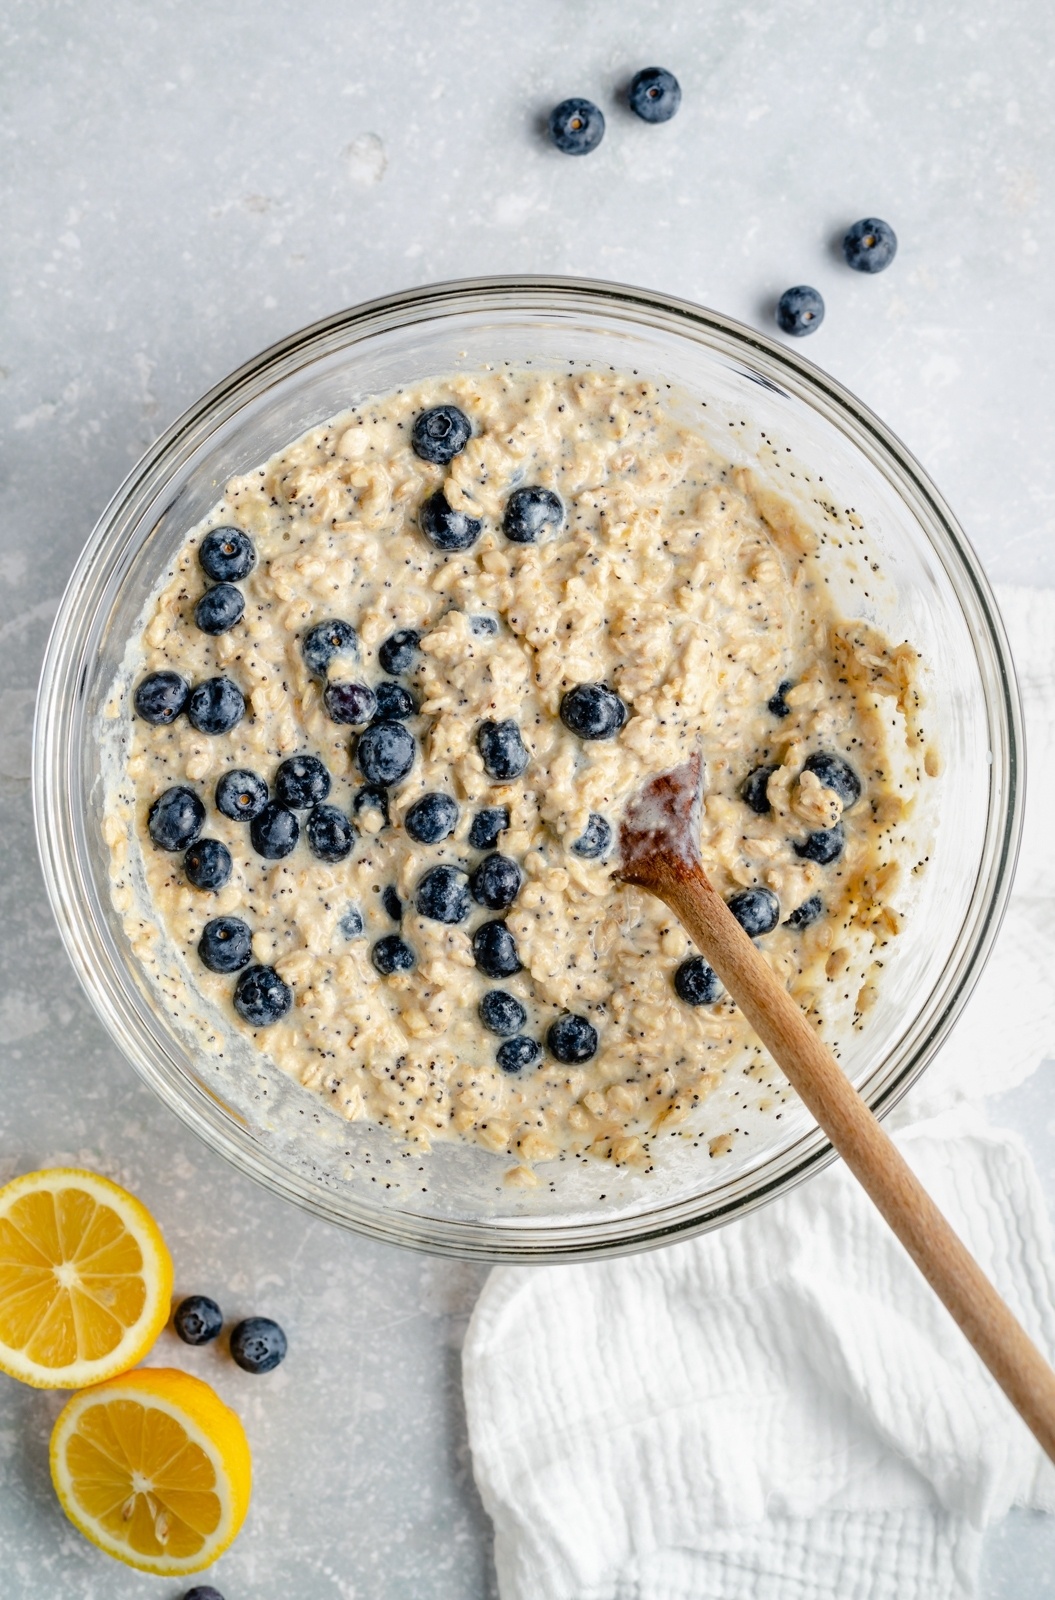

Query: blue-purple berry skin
[776,286,824,337]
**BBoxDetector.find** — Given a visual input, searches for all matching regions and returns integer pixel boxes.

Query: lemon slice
[0,1167,173,1388]
[51,1367,252,1575]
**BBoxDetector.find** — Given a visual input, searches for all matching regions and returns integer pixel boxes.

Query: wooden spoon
[619,751,1055,1462]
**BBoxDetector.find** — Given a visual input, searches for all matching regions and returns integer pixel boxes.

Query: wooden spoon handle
[659,862,1055,1463]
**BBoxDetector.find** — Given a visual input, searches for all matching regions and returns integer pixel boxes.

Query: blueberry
[148,786,205,851]
[741,765,777,815]
[373,680,416,721]
[352,785,390,827]
[173,1295,223,1346]
[547,1013,598,1063]
[372,934,415,976]
[803,751,861,808]
[306,804,354,863]
[768,679,794,719]
[134,671,188,725]
[233,965,293,1027]
[302,618,359,679]
[416,864,471,924]
[559,683,628,741]
[184,838,232,891]
[194,583,245,636]
[548,96,605,155]
[470,853,523,910]
[673,956,723,1006]
[198,916,253,974]
[199,526,255,583]
[469,807,509,850]
[420,490,482,551]
[382,886,402,921]
[473,920,521,978]
[794,825,845,865]
[357,720,416,786]
[339,905,364,939]
[785,894,824,929]
[570,813,612,859]
[843,217,897,274]
[727,887,780,937]
[496,1035,541,1073]
[480,989,527,1037]
[275,754,331,810]
[187,677,245,735]
[503,486,564,544]
[378,628,420,675]
[216,768,269,821]
[477,720,529,781]
[628,65,682,123]
[470,614,498,636]
[182,1588,226,1600]
[324,681,377,726]
[406,791,459,844]
[250,801,300,859]
[776,286,825,337]
[229,1315,287,1374]
[411,404,472,465]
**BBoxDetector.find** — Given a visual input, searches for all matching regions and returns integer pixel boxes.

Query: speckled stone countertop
[1,2,1053,1595]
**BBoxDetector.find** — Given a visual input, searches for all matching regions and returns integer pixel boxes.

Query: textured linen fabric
[463,585,1055,1600]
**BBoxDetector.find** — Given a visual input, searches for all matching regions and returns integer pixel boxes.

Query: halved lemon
[51,1367,252,1575]
[0,1167,173,1388]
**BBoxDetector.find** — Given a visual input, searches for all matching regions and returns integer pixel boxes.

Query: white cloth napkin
[463,584,1055,1600]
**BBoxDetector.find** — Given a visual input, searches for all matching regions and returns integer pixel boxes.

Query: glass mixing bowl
[34,277,1023,1260]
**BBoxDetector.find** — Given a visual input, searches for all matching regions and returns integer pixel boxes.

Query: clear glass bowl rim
[33,275,1024,1261]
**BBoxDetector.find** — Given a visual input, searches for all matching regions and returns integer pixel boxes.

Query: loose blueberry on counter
[306,804,355,863]
[230,1316,287,1374]
[187,677,245,735]
[548,96,605,155]
[470,614,498,636]
[324,680,377,726]
[215,768,268,822]
[767,679,794,719]
[416,864,471,924]
[628,65,682,122]
[148,786,205,852]
[382,886,402,921]
[194,583,245,636]
[302,618,359,679]
[420,490,482,551]
[411,404,472,465]
[174,1295,223,1346]
[571,813,613,859]
[470,853,523,910]
[785,894,824,929]
[352,785,390,827]
[198,916,253,973]
[406,791,459,844]
[357,720,416,786]
[776,286,825,337]
[372,934,415,976]
[547,1013,598,1064]
[469,806,509,850]
[473,920,522,979]
[182,1588,225,1600]
[496,1035,541,1073]
[727,886,780,937]
[503,486,564,544]
[740,765,777,815]
[560,683,628,741]
[233,965,292,1027]
[843,217,897,273]
[250,800,300,860]
[373,680,416,721]
[378,628,420,676]
[184,838,232,891]
[477,720,529,781]
[199,526,255,583]
[674,955,723,1006]
[134,671,189,725]
[480,989,527,1037]
[794,824,845,865]
[339,904,364,939]
[275,754,331,810]
[803,750,861,808]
